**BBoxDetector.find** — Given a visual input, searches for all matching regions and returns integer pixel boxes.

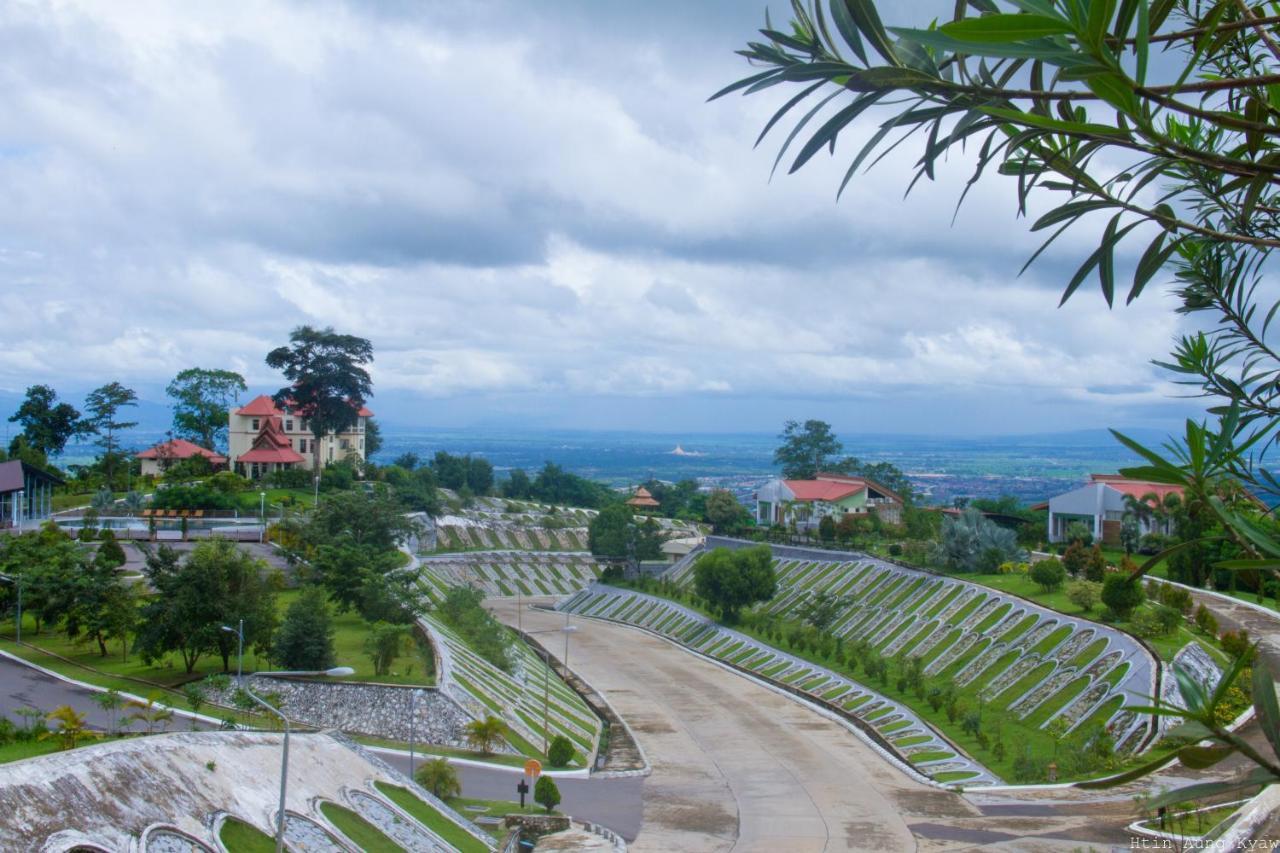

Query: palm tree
[91,689,124,736]
[414,757,461,800]
[129,694,174,735]
[463,715,506,755]
[41,706,98,751]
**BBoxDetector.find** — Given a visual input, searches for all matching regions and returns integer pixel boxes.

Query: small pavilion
[626,486,661,512]
[0,460,63,530]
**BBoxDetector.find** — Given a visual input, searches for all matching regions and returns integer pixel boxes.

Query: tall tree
[84,382,138,486]
[166,368,247,452]
[774,419,842,480]
[364,417,383,458]
[265,326,373,472]
[693,546,777,622]
[8,385,88,458]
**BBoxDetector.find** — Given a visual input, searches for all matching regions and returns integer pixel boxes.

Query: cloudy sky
[0,0,1206,435]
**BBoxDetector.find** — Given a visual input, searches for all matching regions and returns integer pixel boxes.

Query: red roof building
[626,486,661,509]
[228,393,373,479]
[755,472,903,528]
[136,439,228,476]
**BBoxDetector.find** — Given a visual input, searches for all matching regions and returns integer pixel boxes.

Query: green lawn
[0,738,78,764]
[273,589,434,686]
[354,736,532,769]
[447,796,558,818]
[319,802,400,852]
[219,817,276,853]
[374,783,492,853]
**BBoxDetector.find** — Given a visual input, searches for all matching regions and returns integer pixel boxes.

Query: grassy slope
[319,802,400,853]
[219,817,276,853]
[374,783,491,853]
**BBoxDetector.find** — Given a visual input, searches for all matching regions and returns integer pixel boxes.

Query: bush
[998,561,1029,575]
[1085,545,1107,582]
[415,757,461,799]
[1066,580,1101,613]
[95,532,127,569]
[548,735,575,768]
[1030,558,1066,592]
[534,775,561,813]
[1061,541,1087,578]
[1194,604,1219,636]
[1129,609,1165,639]
[1138,532,1172,556]
[817,515,836,542]
[1064,521,1093,547]
[265,468,313,490]
[1220,629,1256,662]
[1159,584,1194,614]
[151,484,239,511]
[207,471,250,493]
[1101,574,1144,620]
[887,543,903,557]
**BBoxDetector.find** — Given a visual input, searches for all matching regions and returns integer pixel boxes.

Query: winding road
[489,599,1139,852]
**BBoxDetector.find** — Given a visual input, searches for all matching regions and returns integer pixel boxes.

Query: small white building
[755,473,903,529]
[1044,474,1181,545]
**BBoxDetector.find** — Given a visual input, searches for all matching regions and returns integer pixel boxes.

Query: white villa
[227,394,372,480]
[755,473,904,528]
[1042,474,1181,545]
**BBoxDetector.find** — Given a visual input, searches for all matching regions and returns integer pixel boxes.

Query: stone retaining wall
[213,676,472,746]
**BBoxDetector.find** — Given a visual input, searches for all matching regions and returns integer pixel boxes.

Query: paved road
[490,600,1136,852]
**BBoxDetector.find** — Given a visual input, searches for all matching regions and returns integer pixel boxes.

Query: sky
[0,0,1211,436]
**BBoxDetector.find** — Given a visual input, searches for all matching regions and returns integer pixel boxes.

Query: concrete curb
[365,744,592,779]
[0,649,227,728]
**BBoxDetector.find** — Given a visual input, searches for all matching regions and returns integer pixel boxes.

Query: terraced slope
[418,612,602,762]
[418,552,602,601]
[735,552,1159,753]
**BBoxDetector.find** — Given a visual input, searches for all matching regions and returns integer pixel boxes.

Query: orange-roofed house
[227,395,373,479]
[135,439,228,477]
[755,472,903,529]
[1046,474,1182,545]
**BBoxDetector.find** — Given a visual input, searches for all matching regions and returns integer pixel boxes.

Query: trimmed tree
[415,757,461,800]
[273,586,336,671]
[1102,574,1145,620]
[692,545,777,623]
[534,776,561,814]
[1030,558,1066,593]
[548,735,575,768]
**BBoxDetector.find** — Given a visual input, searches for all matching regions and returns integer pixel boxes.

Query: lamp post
[246,666,354,853]
[14,489,23,532]
[525,623,580,755]
[220,621,244,680]
[313,475,320,506]
[0,573,21,643]
[259,491,267,543]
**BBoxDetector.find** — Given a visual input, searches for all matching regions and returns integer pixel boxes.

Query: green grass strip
[374,784,489,853]
[320,802,400,852]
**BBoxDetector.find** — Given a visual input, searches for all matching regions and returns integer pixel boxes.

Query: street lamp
[246,666,355,853]
[313,475,320,506]
[0,573,21,643]
[526,622,580,754]
[220,621,244,680]
[259,491,267,543]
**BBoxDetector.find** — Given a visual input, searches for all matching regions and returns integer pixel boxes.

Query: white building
[227,395,372,479]
[1044,474,1181,545]
[755,473,903,529]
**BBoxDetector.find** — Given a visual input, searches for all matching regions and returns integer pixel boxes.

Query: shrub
[1101,574,1144,619]
[1194,604,1219,636]
[1030,558,1066,593]
[548,735,575,768]
[415,757,461,799]
[817,515,836,542]
[1064,521,1093,547]
[1158,584,1194,614]
[265,468,313,490]
[208,471,251,493]
[1061,541,1086,578]
[95,532,126,568]
[1154,604,1183,635]
[273,587,336,670]
[1138,532,1172,555]
[1085,545,1107,582]
[998,561,1029,575]
[1129,608,1165,639]
[1066,580,1101,613]
[887,543,903,557]
[534,775,561,814]
[1219,629,1256,662]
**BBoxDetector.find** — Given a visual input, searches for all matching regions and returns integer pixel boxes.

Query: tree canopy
[774,419,843,479]
[7,385,88,457]
[266,325,373,470]
[166,368,247,452]
[693,545,778,622]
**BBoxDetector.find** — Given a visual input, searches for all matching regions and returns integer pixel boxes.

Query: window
[340,439,350,450]
[285,419,293,431]
[251,419,260,431]
[358,439,364,450]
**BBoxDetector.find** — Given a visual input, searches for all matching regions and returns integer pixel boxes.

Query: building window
[285,419,293,431]
[340,439,350,450]
[358,439,363,450]
[251,419,260,431]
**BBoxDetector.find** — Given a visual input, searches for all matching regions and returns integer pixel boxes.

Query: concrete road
[490,600,1138,852]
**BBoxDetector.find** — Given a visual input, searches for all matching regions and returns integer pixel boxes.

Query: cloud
[0,0,1207,434]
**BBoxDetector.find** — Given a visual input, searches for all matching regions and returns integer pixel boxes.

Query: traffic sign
[524,758,542,778]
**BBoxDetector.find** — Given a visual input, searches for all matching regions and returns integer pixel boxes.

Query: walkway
[489,599,1135,851]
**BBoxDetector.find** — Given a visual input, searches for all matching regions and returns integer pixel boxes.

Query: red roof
[783,479,864,502]
[626,486,661,508]
[1090,474,1183,503]
[236,394,373,419]
[238,416,305,465]
[235,395,283,417]
[136,439,227,464]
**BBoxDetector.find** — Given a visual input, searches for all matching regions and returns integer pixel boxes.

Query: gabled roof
[0,459,64,492]
[237,416,305,465]
[1089,474,1183,503]
[135,439,227,464]
[235,395,282,417]
[235,393,373,419]
[816,472,904,504]
[783,479,864,503]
